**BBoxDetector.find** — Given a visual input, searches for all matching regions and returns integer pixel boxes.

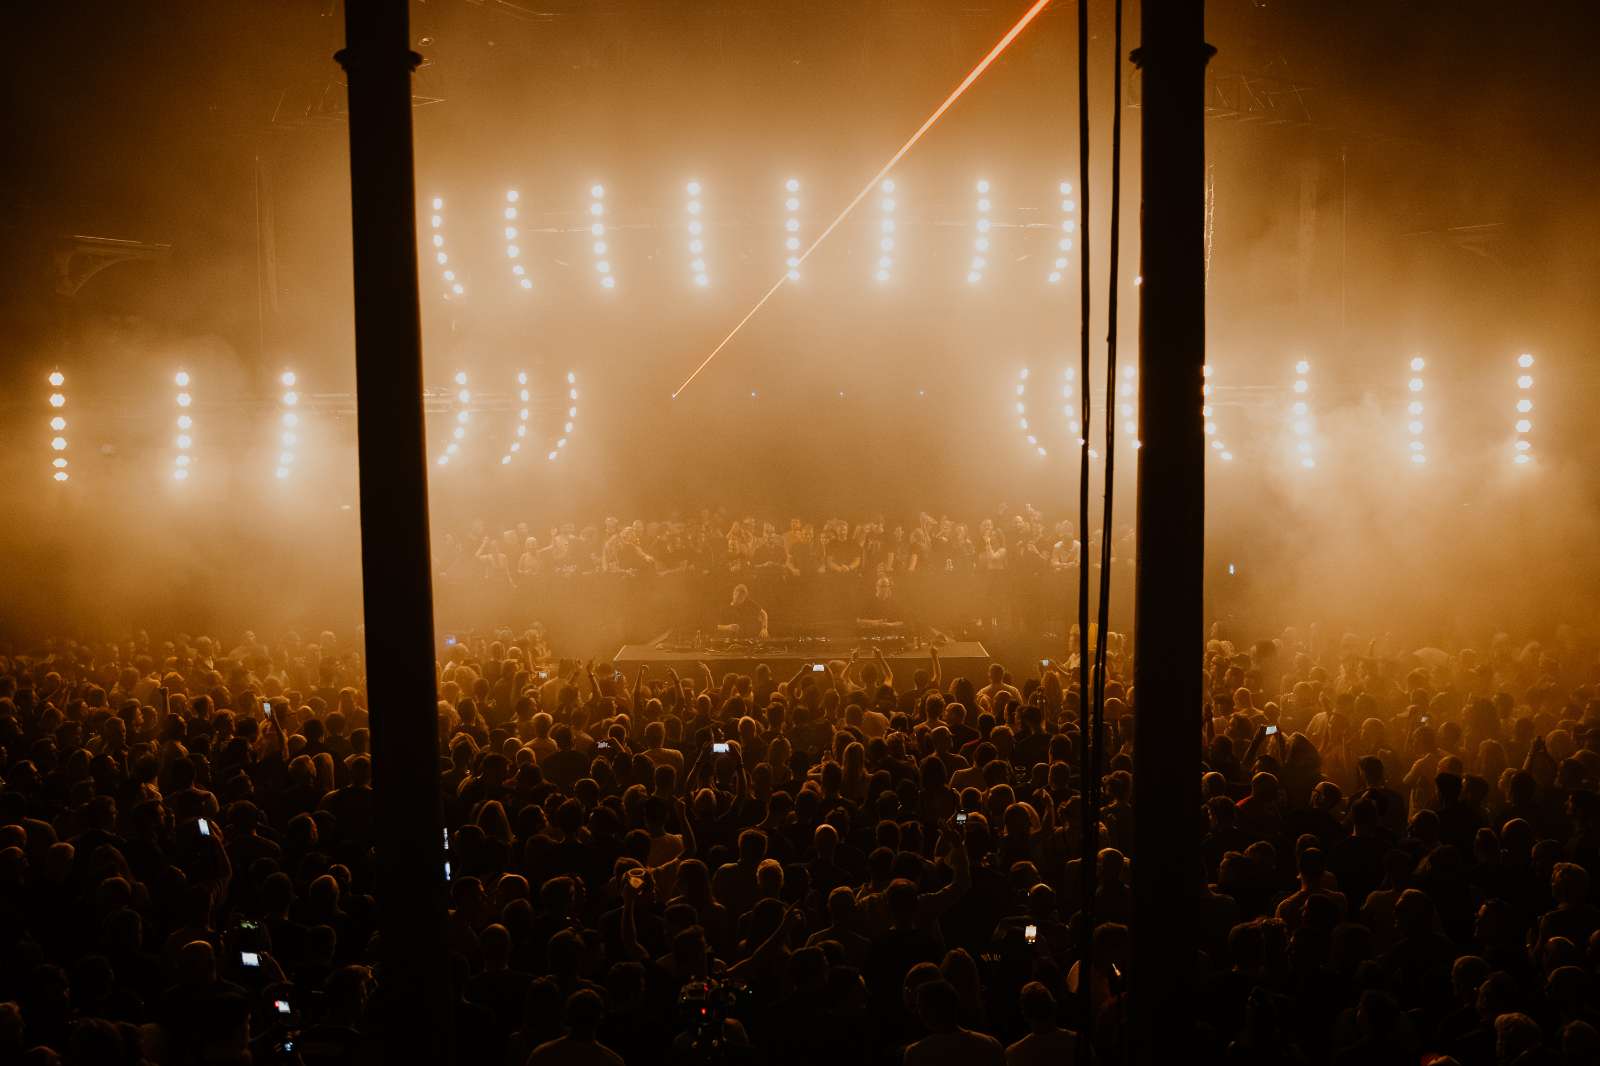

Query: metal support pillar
[1130,3,1212,1065]
[336,3,454,1061]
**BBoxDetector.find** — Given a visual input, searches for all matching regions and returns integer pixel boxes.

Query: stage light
[1048,180,1076,284]
[1013,367,1046,456]
[685,181,710,287]
[783,178,802,280]
[1403,356,1427,466]
[274,369,299,480]
[173,369,193,482]
[1203,367,1233,463]
[874,179,897,283]
[967,179,992,284]
[1119,365,1141,450]
[1513,352,1534,464]
[580,181,615,290]
[1290,359,1314,469]
[437,372,470,467]
[499,369,533,465]
[428,196,462,300]
[46,370,69,482]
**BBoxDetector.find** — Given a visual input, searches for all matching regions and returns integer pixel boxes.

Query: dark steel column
[1130,4,1212,1065]
[336,3,453,1061]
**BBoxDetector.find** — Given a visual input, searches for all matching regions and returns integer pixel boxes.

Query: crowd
[437,506,1137,584]
[0,623,1598,1066]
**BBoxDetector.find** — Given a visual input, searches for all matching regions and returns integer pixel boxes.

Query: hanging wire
[1073,0,1097,1055]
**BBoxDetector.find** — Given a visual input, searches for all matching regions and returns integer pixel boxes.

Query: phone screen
[596,740,611,751]
[241,951,260,968]
[811,663,826,673]
[1265,725,1278,735]
[261,700,272,717]
[198,819,211,837]
[274,999,291,1015]
[445,635,457,647]
[955,811,968,825]
[1024,923,1038,943]
[1040,658,1051,667]
[712,742,730,754]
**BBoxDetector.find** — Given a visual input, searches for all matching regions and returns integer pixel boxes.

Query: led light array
[549,372,578,462]
[783,179,802,281]
[968,180,992,284]
[1203,365,1233,462]
[589,184,615,289]
[430,197,464,298]
[1513,353,1534,465]
[504,190,531,291]
[875,179,896,283]
[685,181,709,287]
[1049,182,1076,284]
[1015,368,1045,456]
[48,371,69,482]
[1064,367,1082,443]
[437,372,471,467]
[501,371,531,465]
[276,371,299,480]
[1290,359,1314,469]
[1406,357,1427,465]
[1119,365,1141,450]
[173,371,194,481]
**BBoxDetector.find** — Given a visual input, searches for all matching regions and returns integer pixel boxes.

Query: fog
[2,0,1599,655]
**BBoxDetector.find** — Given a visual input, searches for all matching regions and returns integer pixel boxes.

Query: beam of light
[1406,356,1426,466]
[590,184,615,289]
[1513,352,1534,465]
[430,196,465,299]
[173,370,194,481]
[671,0,1054,398]
[1048,180,1075,284]
[505,189,532,292]
[48,370,69,482]
[276,370,299,480]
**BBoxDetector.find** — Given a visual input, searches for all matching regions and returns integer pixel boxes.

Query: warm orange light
[671,0,1055,398]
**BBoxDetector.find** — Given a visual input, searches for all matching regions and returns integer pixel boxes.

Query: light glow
[1290,359,1315,469]
[430,196,462,299]
[968,179,990,285]
[48,370,68,482]
[1406,355,1427,466]
[783,178,802,281]
[437,372,470,467]
[1513,353,1534,465]
[1049,180,1075,284]
[276,369,298,480]
[173,369,193,482]
[670,0,1054,397]
[589,182,615,289]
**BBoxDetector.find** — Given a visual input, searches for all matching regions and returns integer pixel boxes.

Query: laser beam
[671,0,1054,398]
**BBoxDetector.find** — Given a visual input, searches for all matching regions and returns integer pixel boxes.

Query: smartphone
[273,999,292,1016]
[712,742,730,754]
[1024,923,1039,944]
[442,827,450,851]
[955,811,968,825]
[596,740,611,751]
[1419,714,1431,725]
[237,919,259,932]
[1040,658,1051,668]
[538,670,549,680]
[198,819,211,838]
[445,635,457,647]
[811,663,826,673]
[241,951,260,968]
[261,700,271,717]
[1265,725,1278,736]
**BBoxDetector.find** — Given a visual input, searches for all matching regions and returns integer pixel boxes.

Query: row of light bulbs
[1010,353,1539,468]
[426,178,1077,297]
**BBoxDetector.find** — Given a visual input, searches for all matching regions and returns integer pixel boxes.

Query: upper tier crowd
[438,506,1136,584]
[0,623,1597,1066]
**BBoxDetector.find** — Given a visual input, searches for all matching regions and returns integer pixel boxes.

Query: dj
[716,583,769,638]
[856,575,907,631]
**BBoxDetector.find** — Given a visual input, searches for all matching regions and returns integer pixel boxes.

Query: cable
[1073,0,1096,1054]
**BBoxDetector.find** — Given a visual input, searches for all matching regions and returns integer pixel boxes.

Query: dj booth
[611,630,992,680]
